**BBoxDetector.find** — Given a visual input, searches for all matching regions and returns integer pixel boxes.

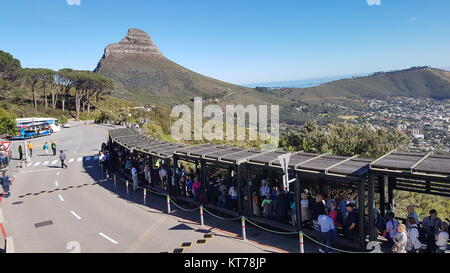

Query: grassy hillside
[279,67,450,102]
[95,54,285,107]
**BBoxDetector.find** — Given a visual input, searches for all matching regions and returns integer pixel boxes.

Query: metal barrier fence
[104,165,373,254]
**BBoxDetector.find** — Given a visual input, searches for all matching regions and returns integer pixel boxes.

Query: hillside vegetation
[0,50,135,136]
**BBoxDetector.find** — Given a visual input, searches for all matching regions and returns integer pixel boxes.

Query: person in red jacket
[328,200,342,228]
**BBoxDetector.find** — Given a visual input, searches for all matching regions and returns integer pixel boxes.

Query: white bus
[16,117,61,133]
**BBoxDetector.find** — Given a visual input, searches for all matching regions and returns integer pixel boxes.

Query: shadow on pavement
[80,158,299,253]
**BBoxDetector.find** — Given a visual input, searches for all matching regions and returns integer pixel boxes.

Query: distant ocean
[242,73,367,88]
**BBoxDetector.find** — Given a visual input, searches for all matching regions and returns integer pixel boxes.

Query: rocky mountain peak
[103,28,163,58]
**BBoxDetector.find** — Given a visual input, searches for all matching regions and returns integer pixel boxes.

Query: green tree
[0,108,16,136]
[20,68,55,111]
[0,50,21,81]
[280,121,409,158]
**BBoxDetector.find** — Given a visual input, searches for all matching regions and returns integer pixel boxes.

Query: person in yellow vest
[27,141,33,157]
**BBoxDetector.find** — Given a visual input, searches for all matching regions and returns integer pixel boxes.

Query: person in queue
[422,209,442,253]
[344,203,358,241]
[406,217,423,253]
[392,224,408,253]
[435,222,449,253]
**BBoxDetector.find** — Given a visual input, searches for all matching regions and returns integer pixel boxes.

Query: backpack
[410,226,427,245]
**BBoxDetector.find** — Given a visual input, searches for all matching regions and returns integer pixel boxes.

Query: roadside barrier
[200,206,204,227]
[241,216,247,241]
[201,206,241,221]
[299,231,304,253]
[107,165,370,253]
[166,195,171,214]
[168,198,200,212]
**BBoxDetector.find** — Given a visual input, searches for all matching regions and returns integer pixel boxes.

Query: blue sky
[1,0,449,84]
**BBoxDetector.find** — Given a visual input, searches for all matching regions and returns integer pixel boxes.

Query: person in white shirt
[159,166,168,189]
[435,222,449,253]
[260,180,270,197]
[406,217,423,253]
[144,163,151,184]
[229,183,238,211]
[392,224,408,253]
[131,166,139,191]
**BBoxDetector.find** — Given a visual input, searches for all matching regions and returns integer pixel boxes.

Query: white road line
[5,237,14,253]
[77,157,82,162]
[33,162,41,166]
[58,194,64,202]
[27,162,33,167]
[51,160,58,164]
[42,161,49,166]
[98,233,118,245]
[56,171,60,176]
[70,211,82,220]
[68,158,75,163]
[55,181,58,186]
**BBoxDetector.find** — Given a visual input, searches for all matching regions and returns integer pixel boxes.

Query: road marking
[51,160,58,164]
[55,181,58,186]
[58,194,64,202]
[27,162,33,167]
[70,211,82,220]
[57,171,60,176]
[69,158,75,163]
[5,237,14,253]
[19,169,60,174]
[33,162,41,166]
[42,161,49,165]
[77,157,82,162]
[99,232,118,245]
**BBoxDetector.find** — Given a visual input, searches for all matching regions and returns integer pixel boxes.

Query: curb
[0,196,14,253]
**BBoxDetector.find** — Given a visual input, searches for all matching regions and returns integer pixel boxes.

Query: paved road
[2,123,318,253]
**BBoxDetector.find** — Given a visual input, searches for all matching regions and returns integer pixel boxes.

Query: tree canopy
[0,108,16,136]
[280,120,409,158]
[0,50,21,81]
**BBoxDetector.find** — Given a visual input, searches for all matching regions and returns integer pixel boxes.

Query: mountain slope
[279,67,450,101]
[94,28,281,106]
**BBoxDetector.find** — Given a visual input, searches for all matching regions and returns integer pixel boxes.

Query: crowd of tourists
[103,141,449,254]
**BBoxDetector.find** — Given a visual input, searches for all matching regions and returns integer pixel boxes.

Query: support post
[167,195,171,214]
[299,231,305,253]
[387,176,396,209]
[358,176,366,250]
[201,159,207,192]
[241,216,247,241]
[236,164,243,215]
[378,175,386,217]
[245,164,252,217]
[295,173,302,232]
[318,178,325,194]
[200,206,204,227]
[368,174,376,242]
[143,188,147,205]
